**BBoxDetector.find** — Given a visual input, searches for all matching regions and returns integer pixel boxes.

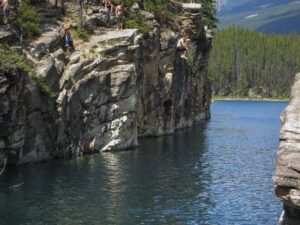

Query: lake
[0,101,288,225]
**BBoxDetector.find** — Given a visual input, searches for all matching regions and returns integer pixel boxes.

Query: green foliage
[30,73,58,98]
[115,0,217,32]
[124,13,152,34]
[186,52,193,62]
[72,28,91,41]
[89,48,95,53]
[0,45,57,99]
[12,0,41,38]
[0,45,31,71]
[196,0,218,29]
[99,38,124,45]
[208,25,300,98]
[144,0,175,28]
[99,51,106,58]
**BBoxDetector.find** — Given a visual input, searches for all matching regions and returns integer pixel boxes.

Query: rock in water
[274,73,300,224]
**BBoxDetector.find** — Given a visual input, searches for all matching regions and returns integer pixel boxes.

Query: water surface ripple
[0,101,288,224]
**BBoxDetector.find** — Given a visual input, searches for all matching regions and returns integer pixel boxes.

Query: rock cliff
[274,73,300,224]
[0,3,211,165]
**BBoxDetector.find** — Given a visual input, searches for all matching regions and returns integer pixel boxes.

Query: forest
[208,25,300,98]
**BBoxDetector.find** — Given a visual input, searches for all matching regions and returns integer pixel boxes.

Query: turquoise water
[0,101,288,224]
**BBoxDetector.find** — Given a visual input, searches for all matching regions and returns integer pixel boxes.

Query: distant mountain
[217,0,300,34]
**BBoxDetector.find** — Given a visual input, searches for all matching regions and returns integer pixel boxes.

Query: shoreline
[212,96,289,102]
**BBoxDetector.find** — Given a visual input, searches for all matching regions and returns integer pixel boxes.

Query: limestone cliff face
[0,4,211,164]
[0,63,57,165]
[137,5,211,137]
[274,73,300,224]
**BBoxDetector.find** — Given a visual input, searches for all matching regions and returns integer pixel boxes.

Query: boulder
[70,54,81,64]
[31,43,47,60]
[0,26,18,45]
[36,56,60,92]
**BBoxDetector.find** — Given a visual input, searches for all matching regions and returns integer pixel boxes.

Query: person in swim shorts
[115,3,124,30]
[176,36,189,58]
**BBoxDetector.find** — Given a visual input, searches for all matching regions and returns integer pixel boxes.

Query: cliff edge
[274,73,300,224]
[0,3,212,165]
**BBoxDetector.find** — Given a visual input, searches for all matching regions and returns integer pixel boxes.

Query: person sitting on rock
[1,0,10,24]
[176,36,189,59]
[115,3,124,30]
[61,25,74,51]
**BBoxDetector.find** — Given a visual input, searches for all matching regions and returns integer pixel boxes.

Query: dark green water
[0,101,288,225]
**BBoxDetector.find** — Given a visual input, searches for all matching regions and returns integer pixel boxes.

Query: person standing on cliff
[115,3,124,30]
[176,36,189,59]
[1,0,10,24]
[105,0,114,14]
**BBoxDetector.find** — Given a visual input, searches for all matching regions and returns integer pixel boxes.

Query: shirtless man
[1,0,10,24]
[176,36,189,58]
[115,3,124,30]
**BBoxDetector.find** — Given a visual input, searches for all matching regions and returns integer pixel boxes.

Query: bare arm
[183,40,188,49]
[60,29,65,37]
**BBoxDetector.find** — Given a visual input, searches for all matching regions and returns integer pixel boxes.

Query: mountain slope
[217,0,300,34]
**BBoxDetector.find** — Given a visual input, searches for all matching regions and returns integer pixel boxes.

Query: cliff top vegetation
[2,0,217,40]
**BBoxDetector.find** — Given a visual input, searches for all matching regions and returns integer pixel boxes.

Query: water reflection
[0,101,287,224]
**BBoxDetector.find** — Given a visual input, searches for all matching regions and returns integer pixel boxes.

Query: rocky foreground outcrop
[0,3,212,165]
[274,73,300,224]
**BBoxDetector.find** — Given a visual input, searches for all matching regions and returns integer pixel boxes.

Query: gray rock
[36,56,60,92]
[274,73,300,224]
[10,46,22,54]
[31,43,47,60]
[84,11,110,31]
[70,54,81,64]
[37,26,62,52]
[56,61,65,76]
[0,3,212,165]
[0,139,5,149]
[0,26,18,44]
[52,48,66,61]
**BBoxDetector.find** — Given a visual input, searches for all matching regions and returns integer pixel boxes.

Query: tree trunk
[78,0,82,27]
[61,0,65,14]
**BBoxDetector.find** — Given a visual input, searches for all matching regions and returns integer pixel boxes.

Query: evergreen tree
[208,25,300,98]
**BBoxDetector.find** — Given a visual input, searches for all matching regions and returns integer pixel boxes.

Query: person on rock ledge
[176,36,189,59]
[115,3,124,30]
[105,0,114,14]
[61,25,74,52]
[1,0,10,24]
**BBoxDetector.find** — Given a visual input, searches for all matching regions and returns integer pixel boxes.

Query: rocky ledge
[0,3,212,165]
[274,73,300,224]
